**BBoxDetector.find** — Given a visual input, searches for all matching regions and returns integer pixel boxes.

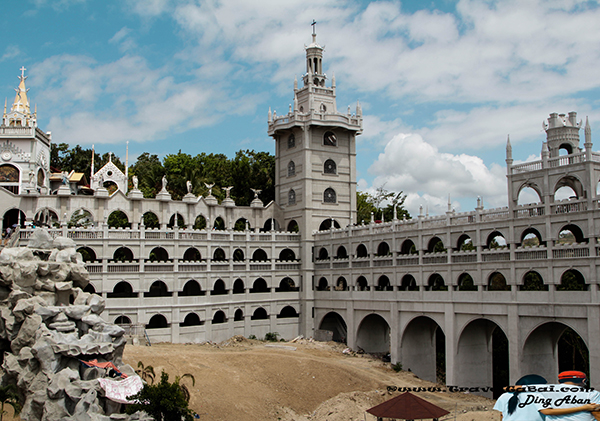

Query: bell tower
[267,26,363,236]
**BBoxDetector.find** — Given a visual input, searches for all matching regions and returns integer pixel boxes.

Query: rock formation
[0,229,150,421]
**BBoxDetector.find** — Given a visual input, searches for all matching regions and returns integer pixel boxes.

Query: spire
[356,100,362,117]
[332,72,336,87]
[304,20,325,87]
[12,67,31,115]
[542,141,549,159]
[294,75,298,91]
[585,116,592,145]
[268,107,272,123]
[506,135,512,159]
[4,67,36,127]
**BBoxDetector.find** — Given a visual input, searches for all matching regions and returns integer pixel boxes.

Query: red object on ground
[366,391,450,420]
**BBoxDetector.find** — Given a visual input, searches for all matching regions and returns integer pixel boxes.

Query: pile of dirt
[121,338,501,421]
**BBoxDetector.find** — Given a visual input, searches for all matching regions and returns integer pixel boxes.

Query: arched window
[279,248,296,261]
[376,242,390,256]
[356,244,368,258]
[213,248,226,261]
[212,310,226,324]
[318,247,329,260]
[277,277,296,292]
[288,189,296,205]
[77,247,97,262]
[288,161,295,177]
[317,277,328,291]
[149,247,169,262]
[143,212,160,228]
[324,159,336,174]
[0,164,20,194]
[212,279,227,295]
[251,278,269,293]
[146,314,168,329]
[233,279,245,294]
[278,306,299,318]
[180,280,204,296]
[323,188,336,203]
[323,131,337,146]
[252,249,268,261]
[181,313,202,327]
[336,246,348,258]
[107,281,137,298]
[233,248,244,261]
[251,307,268,320]
[234,309,244,321]
[113,247,134,262]
[356,276,369,291]
[182,248,201,261]
[145,281,171,297]
[114,315,131,325]
[288,133,295,149]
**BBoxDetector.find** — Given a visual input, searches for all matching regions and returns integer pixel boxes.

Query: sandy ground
[121,337,501,421]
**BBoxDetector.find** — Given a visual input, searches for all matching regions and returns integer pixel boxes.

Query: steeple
[303,21,326,88]
[3,67,36,128]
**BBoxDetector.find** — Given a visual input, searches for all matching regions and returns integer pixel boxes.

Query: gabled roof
[366,392,450,420]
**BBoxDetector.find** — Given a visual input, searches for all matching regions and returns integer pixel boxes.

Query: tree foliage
[0,384,21,421]
[126,371,195,421]
[50,143,124,174]
[356,187,410,224]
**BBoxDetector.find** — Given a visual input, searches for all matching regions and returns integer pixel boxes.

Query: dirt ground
[121,336,501,421]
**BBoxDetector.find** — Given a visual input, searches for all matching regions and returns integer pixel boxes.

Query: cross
[108,152,113,162]
[19,67,26,78]
[311,20,317,35]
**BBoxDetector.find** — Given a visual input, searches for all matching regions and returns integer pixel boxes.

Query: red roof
[366,391,450,420]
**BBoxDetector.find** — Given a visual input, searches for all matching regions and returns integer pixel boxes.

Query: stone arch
[376,275,392,291]
[68,208,93,228]
[262,218,280,232]
[456,318,509,397]
[212,310,226,324]
[488,272,510,291]
[427,236,445,253]
[318,219,340,230]
[83,284,96,294]
[234,217,249,231]
[77,247,97,262]
[456,234,474,251]
[232,279,245,294]
[319,312,347,343]
[287,160,295,177]
[182,247,202,261]
[251,248,268,261]
[145,280,171,297]
[114,315,131,325]
[287,220,299,233]
[400,274,418,291]
[520,270,548,291]
[149,247,169,262]
[317,247,329,260]
[336,246,348,258]
[212,248,226,261]
[181,313,202,327]
[277,277,297,292]
[146,314,169,329]
[324,159,336,174]
[557,269,587,291]
[107,281,137,298]
[234,309,244,321]
[107,210,130,228]
[517,183,543,205]
[557,223,585,244]
[356,313,390,353]
[278,306,299,318]
[193,214,207,230]
[520,227,544,247]
[113,247,134,262]
[400,239,417,255]
[180,280,204,296]
[0,164,20,194]
[251,278,268,293]
[486,231,507,249]
[142,211,160,228]
[213,216,226,231]
[34,207,59,227]
[356,244,368,258]
[3,208,26,230]
[336,276,348,291]
[323,187,336,203]
[233,248,244,261]
[522,321,589,386]
[279,248,296,261]
[356,276,369,291]
[428,273,447,291]
[251,307,268,320]
[376,242,391,256]
[400,316,445,383]
[553,175,584,200]
[316,277,328,291]
[212,279,227,295]
[457,273,477,291]
[167,212,185,228]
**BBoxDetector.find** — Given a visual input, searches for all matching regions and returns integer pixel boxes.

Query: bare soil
[121,336,501,421]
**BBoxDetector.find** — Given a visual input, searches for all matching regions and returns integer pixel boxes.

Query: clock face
[1,151,11,161]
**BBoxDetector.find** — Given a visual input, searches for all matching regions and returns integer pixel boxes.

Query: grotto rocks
[0,229,151,421]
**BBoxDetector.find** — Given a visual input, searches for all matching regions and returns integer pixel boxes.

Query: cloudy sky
[2,0,600,215]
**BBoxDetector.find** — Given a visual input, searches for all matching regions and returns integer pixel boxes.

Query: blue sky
[3,0,600,216]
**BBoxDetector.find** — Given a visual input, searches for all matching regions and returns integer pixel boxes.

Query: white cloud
[368,132,507,215]
[1,46,22,62]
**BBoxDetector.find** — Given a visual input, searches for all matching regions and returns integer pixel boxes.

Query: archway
[142,211,160,229]
[428,273,447,291]
[193,215,207,230]
[149,247,169,262]
[77,247,97,262]
[232,279,245,294]
[262,218,280,232]
[212,310,226,324]
[251,248,268,261]
[319,312,347,343]
[336,246,348,258]
[520,270,548,291]
[107,210,130,228]
[486,231,507,249]
[212,248,226,261]
[400,240,417,255]
[400,316,445,383]
[287,220,299,233]
[181,313,202,327]
[146,314,169,329]
[234,309,244,321]
[457,273,477,291]
[233,248,244,261]
[182,247,202,261]
[520,227,543,247]
[144,280,171,297]
[68,209,93,228]
[34,208,59,227]
[517,185,542,205]
[316,277,328,291]
[114,315,131,325]
[251,307,268,320]
[400,274,418,291]
[557,269,587,291]
[107,281,137,298]
[376,275,392,291]
[277,277,297,292]
[234,218,249,231]
[167,213,185,228]
[558,224,585,244]
[488,272,510,291]
[336,277,348,291]
[455,319,508,398]
[213,216,225,230]
[277,306,299,318]
[113,247,134,262]
[251,278,268,293]
[180,280,204,296]
[356,314,390,354]
[212,279,227,295]
[376,242,391,256]
[356,276,369,291]
[279,248,296,261]
[456,234,474,251]
[318,219,340,231]
[317,247,329,260]
[427,237,445,253]
[2,209,25,230]
[356,244,368,258]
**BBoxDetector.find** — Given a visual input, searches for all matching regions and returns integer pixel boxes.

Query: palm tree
[176,373,196,402]
[135,361,156,385]
[0,384,21,421]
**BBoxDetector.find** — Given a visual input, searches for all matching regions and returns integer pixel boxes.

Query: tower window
[288,134,295,149]
[324,159,336,174]
[288,189,296,205]
[288,161,295,177]
[320,103,327,113]
[323,131,337,146]
[324,188,336,203]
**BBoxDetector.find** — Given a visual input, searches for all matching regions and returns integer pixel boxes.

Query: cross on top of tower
[311,20,317,35]
[19,67,26,79]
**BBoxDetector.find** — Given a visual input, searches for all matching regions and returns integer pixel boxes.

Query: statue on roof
[161,175,167,190]
[186,180,192,194]
[132,175,138,190]
[224,186,233,198]
[204,182,214,196]
[251,188,261,199]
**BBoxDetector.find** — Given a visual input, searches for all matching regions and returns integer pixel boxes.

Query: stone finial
[356,100,362,117]
[585,116,592,147]
[294,75,298,91]
[332,72,336,87]
[506,135,512,159]
[268,107,272,123]
[542,141,549,158]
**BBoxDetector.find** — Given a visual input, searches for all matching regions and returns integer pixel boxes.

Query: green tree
[129,153,165,198]
[126,371,195,421]
[356,188,410,224]
[0,384,21,421]
[136,361,156,385]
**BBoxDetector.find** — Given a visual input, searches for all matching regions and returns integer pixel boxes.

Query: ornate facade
[1,34,599,393]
